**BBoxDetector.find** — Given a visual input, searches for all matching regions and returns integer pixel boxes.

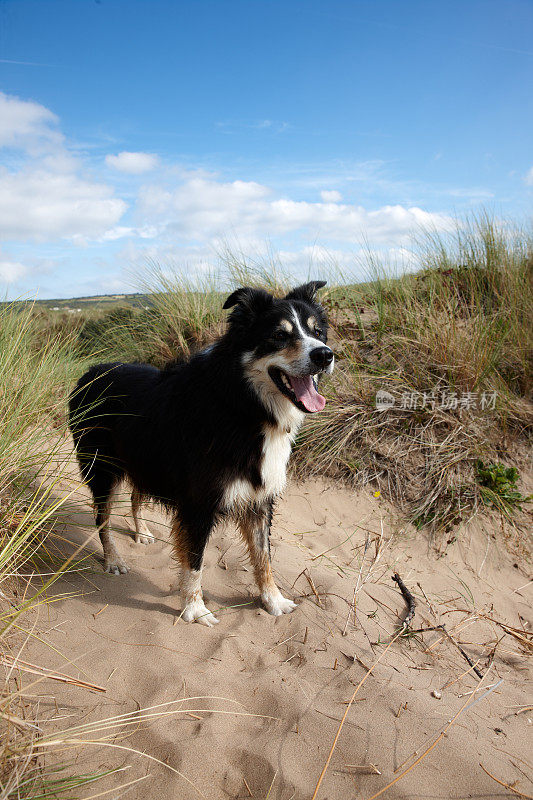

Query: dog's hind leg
[72,422,128,575]
[239,501,297,616]
[171,515,218,627]
[130,488,155,546]
[95,484,129,575]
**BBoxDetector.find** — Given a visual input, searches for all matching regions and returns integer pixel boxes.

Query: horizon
[1,0,532,299]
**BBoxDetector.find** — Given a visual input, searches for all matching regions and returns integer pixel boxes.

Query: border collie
[68,281,334,626]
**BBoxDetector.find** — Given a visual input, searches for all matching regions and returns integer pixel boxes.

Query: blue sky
[1,0,532,298]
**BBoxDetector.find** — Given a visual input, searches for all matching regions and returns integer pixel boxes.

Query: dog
[68,281,334,626]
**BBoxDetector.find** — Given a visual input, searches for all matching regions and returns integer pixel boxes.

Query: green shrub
[475,460,532,516]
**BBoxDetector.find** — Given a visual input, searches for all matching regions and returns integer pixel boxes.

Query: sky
[0,0,532,299]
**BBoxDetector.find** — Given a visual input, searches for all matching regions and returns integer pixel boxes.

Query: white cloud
[0,91,473,298]
[524,167,533,186]
[0,167,127,241]
[99,224,158,242]
[320,190,342,202]
[105,151,159,174]
[139,174,452,245]
[0,92,127,242]
[0,91,63,153]
[0,257,26,283]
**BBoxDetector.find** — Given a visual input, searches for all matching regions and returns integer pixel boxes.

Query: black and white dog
[69,281,334,626]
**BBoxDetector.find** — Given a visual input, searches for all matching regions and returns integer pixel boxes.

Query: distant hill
[26,293,154,311]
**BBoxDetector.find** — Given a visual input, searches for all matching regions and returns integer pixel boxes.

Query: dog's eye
[314,327,323,338]
[273,329,290,341]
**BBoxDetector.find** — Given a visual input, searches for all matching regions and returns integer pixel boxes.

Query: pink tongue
[289,375,326,412]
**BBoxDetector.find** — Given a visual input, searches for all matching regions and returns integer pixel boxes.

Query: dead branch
[392,573,416,628]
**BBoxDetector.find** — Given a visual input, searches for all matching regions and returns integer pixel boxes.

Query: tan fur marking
[280,319,293,332]
[170,518,191,569]
[283,339,305,359]
[238,509,297,616]
[239,512,277,593]
[307,315,317,330]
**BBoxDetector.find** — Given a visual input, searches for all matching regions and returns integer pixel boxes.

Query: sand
[18,472,533,799]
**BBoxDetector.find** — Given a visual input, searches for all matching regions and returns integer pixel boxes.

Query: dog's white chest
[223,425,294,509]
[260,426,292,498]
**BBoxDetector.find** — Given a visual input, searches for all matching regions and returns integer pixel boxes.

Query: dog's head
[223,281,334,419]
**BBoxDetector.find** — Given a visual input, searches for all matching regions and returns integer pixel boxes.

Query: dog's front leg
[239,502,297,616]
[171,516,218,627]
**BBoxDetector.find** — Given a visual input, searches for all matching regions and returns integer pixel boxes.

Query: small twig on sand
[405,626,443,634]
[342,764,381,775]
[417,581,439,619]
[480,763,533,799]
[413,581,487,678]
[93,603,108,618]
[304,570,324,607]
[437,624,485,679]
[479,614,533,653]
[392,573,416,629]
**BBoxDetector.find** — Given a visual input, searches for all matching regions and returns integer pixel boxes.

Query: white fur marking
[129,509,155,545]
[291,307,321,355]
[181,566,202,597]
[180,567,218,626]
[291,305,334,373]
[223,477,256,508]
[261,587,297,616]
[261,425,292,498]
[223,418,298,510]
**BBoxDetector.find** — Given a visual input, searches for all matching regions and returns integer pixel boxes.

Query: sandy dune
[24,474,532,799]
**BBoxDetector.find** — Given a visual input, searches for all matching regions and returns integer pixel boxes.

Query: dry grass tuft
[295,214,532,536]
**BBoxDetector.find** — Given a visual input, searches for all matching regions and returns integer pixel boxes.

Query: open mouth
[268,367,326,413]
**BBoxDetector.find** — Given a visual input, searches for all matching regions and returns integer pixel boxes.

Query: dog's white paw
[261,590,297,616]
[104,558,129,575]
[135,532,155,545]
[134,520,155,545]
[182,598,219,627]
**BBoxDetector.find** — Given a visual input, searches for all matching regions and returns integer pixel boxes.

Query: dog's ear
[223,287,273,313]
[285,280,326,303]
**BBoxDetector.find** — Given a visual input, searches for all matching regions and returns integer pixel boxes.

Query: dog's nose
[310,347,333,370]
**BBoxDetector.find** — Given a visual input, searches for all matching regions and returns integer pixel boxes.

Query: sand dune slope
[25,478,532,799]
